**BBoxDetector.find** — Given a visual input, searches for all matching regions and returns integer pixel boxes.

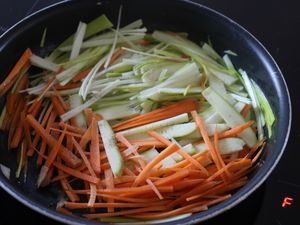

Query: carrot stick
[84,108,93,126]
[37,126,67,187]
[51,95,66,115]
[84,206,167,219]
[6,94,18,114]
[128,203,207,219]
[148,131,209,175]
[36,111,56,164]
[0,48,32,96]
[173,179,204,191]
[104,169,115,212]
[53,161,99,184]
[109,48,124,66]
[65,201,167,209]
[56,157,80,202]
[191,111,224,176]
[90,118,101,174]
[241,104,251,118]
[54,83,81,90]
[59,122,86,135]
[26,114,82,168]
[133,144,178,186]
[72,69,91,82]
[218,120,254,139]
[113,99,199,131]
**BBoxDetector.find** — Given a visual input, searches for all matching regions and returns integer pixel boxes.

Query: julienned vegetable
[0,10,275,223]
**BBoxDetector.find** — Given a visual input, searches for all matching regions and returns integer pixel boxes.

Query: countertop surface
[0,0,299,224]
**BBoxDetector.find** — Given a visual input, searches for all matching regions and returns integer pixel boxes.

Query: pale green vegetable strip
[98,120,123,177]
[202,87,257,147]
[30,54,60,72]
[48,14,113,60]
[194,137,245,154]
[69,94,87,128]
[70,22,87,59]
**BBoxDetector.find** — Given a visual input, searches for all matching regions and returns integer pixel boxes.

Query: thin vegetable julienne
[0,13,275,222]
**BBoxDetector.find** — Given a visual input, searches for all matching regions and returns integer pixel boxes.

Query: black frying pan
[0,0,291,224]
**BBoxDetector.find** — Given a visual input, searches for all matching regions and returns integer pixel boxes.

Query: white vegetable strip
[61,79,121,121]
[30,54,60,72]
[70,22,87,59]
[0,164,10,179]
[239,69,264,140]
[202,87,257,147]
[69,94,87,128]
[194,137,245,154]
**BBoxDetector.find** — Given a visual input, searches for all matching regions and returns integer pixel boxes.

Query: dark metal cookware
[0,0,291,224]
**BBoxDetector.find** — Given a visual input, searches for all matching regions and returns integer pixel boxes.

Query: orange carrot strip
[167,181,220,208]
[84,108,93,126]
[64,201,167,209]
[90,118,101,174]
[28,104,54,156]
[51,95,66,115]
[0,48,32,96]
[246,139,265,159]
[6,94,18,114]
[104,169,115,212]
[128,203,207,219]
[241,104,251,118]
[173,179,204,191]
[148,131,209,175]
[133,144,178,186]
[109,48,124,66]
[52,86,69,111]
[26,114,82,168]
[72,69,91,82]
[59,122,86,135]
[84,206,167,219]
[54,83,81,90]
[37,126,67,187]
[79,125,92,148]
[56,158,80,202]
[218,120,254,139]
[113,99,199,131]
[36,111,56,164]
[53,161,99,184]
[146,179,163,200]
[191,111,224,174]
[214,129,231,181]
[154,169,190,186]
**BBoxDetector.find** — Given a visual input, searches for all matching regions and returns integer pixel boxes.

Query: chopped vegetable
[0,12,275,223]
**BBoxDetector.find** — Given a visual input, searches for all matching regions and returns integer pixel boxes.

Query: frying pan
[0,0,291,224]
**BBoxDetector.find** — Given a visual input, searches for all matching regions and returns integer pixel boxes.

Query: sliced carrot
[218,120,254,139]
[148,131,209,175]
[133,144,178,186]
[72,68,91,82]
[0,48,32,96]
[241,104,251,118]
[65,201,168,209]
[54,83,81,90]
[90,118,101,174]
[53,161,99,184]
[26,114,82,168]
[59,121,86,135]
[36,111,56,164]
[84,205,167,219]
[108,48,124,66]
[104,169,115,212]
[84,108,93,126]
[37,126,67,187]
[128,203,207,219]
[51,95,66,115]
[113,99,199,131]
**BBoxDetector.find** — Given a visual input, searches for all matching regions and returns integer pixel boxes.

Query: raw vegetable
[0,11,274,223]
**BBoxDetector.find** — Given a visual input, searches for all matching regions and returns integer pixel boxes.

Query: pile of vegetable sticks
[0,12,274,223]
